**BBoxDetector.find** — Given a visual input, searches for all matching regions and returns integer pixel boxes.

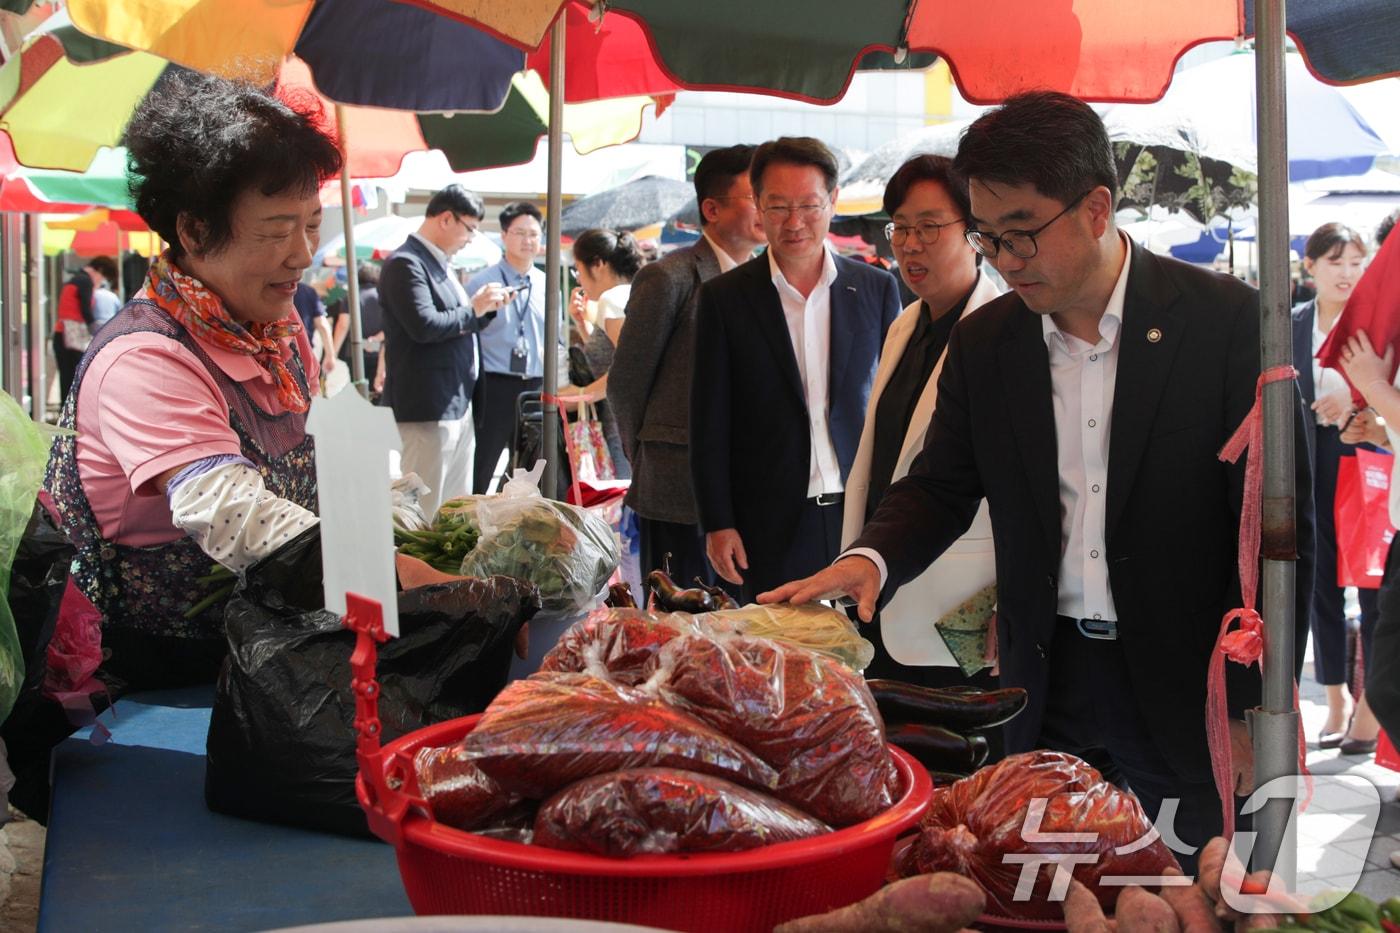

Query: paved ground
[0,662,1392,931]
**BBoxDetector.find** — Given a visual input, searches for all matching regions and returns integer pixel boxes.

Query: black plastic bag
[0,501,78,821]
[205,527,540,837]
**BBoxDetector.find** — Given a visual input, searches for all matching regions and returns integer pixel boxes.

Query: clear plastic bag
[460,462,619,612]
[654,632,894,827]
[907,750,1179,919]
[460,672,778,798]
[538,608,691,685]
[414,744,522,832]
[534,768,829,857]
[697,602,875,671]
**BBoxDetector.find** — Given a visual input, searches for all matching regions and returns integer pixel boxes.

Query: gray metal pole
[542,14,565,498]
[1252,0,1299,883]
[25,214,45,423]
[336,104,366,398]
[0,214,20,403]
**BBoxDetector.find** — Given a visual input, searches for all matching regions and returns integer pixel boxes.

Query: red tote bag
[1335,447,1396,589]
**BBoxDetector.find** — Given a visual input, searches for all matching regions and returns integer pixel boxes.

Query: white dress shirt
[1312,314,1350,425]
[1043,236,1131,621]
[703,232,742,274]
[410,232,469,306]
[849,235,1133,617]
[769,245,843,498]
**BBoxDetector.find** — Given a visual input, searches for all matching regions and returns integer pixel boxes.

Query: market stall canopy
[397,0,1400,103]
[0,25,663,176]
[558,175,694,237]
[0,134,129,211]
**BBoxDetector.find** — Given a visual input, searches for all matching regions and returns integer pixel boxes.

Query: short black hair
[124,72,342,259]
[572,228,644,280]
[1304,222,1365,262]
[954,91,1117,208]
[426,184,484,220]
[357,263,381,289]
[883,155,971,220]
[86,255,118,282]
[1377,209,1400,247]
[694,145,755,227]
[750,137,839,198]
[499,200,543,233]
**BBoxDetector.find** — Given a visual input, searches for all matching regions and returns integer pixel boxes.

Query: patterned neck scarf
[140,252,309,413]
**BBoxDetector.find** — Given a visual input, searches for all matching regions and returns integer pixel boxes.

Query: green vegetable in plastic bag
[0,391,65,724]
[460,463,619,612]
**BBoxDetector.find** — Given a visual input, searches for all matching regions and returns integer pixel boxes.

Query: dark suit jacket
[609,238,723,525]
[378,236,493,422]
[691,250,901,583]
[853,241,1314,782]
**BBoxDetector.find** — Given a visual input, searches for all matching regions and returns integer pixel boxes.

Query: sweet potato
[1197,837,1231,905]
[1064,878,1113,933]
[1157,869,1223,932]
[773,873,985,933]
[1116,884,1181,933]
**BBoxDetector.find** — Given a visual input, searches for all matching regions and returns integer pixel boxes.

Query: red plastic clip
[343,592,411,846]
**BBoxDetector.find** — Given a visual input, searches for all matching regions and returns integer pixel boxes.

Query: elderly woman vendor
[44,74,342,689]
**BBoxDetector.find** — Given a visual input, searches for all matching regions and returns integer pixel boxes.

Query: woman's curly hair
[124,72,342,258]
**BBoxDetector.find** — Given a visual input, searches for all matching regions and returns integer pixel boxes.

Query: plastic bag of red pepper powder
[414,744,522,831]
[654,632,894,827]
[538,608,688,685]
[534,768,830,856]
[459,672,779,798]
[907,750,1179,919]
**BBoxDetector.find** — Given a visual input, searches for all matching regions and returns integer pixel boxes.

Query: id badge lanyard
[510,279,532,375]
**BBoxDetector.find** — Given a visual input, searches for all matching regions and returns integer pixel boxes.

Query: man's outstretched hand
[757,555,881,622]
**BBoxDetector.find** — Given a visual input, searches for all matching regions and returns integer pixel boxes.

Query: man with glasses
[690,136,901,603]
[381,184,510,513]
[469,201,547,494]
[610,145,767,590]
[763,92,1314,867]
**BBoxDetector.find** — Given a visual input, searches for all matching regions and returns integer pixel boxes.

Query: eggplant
[866,680,1028,731]
[644,570,721,614]
[693,577,740,610]
[606,581,638,609]
[885,722,989,773]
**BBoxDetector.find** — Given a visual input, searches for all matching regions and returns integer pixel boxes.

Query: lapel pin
[1147,328,1162,343]
[846,285,857,292]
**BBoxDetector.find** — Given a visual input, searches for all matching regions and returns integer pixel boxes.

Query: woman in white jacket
[843,155,1002,685]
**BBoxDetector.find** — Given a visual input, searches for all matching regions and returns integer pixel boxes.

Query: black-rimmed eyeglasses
[964,189,1092,260]
[884,218,965,247]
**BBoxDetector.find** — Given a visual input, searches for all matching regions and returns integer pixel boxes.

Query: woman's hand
[1340,408,1389,446]
[1312,390,1352,426]
[568,287,592,338]
[1339,331,1395,399]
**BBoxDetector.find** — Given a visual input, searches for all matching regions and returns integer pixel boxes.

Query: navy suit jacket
[690,251,901,579]
[378,236,494,422]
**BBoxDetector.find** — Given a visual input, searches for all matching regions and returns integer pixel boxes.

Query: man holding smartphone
[468,201,547,493]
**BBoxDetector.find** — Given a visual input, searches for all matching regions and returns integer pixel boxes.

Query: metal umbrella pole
[1252,0,1300,883]
[1,213,21,403]
[25,214,45,423]
[336,104,365,398]
[541,13,565,498]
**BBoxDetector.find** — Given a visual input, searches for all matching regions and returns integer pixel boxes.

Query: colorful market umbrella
[410,0,1400,103]
[0,133,129,212]
[0,30,664,176]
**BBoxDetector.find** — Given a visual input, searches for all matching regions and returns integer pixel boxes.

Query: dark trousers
[53,331,83,403]
[1370,538,1400,735]
[740,497,843,605]
[637,516,734,594]
[472,372,542,494]
[1038,617,1238,874]
[1311,425,1380,686]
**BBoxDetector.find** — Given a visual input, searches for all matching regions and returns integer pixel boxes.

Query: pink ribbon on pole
[1211,364,1311,838]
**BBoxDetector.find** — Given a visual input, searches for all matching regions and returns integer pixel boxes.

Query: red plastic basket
[343,594,933,933]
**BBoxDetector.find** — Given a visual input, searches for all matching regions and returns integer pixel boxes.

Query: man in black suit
[691,137,902,603]
[379,185,509,513]
[764,93,1314,866]
[610,144,766,586]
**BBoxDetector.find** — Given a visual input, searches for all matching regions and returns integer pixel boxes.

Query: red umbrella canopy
[405,0,1400,103]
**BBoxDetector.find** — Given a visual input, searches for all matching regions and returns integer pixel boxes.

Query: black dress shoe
[1338,736,1378,755]
[1319,730,1346,749]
